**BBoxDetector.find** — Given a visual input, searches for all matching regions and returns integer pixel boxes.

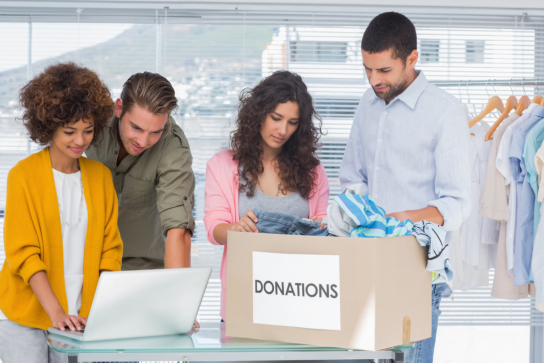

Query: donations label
[252,251,341,330]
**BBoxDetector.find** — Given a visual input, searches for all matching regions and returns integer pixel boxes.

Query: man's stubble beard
[372,71,410,102]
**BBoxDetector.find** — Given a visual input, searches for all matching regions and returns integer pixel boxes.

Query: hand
[309,216,323,223]
[52,311,87,332]
[386,210,415,222]
[229,210,259,233]
[194,320,200,329]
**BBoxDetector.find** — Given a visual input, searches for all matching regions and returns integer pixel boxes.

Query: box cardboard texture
[225,231,432,351]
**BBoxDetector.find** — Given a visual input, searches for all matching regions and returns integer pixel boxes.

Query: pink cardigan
[204,149,330,319]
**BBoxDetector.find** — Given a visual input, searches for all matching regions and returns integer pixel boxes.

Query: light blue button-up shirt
[339,71,471,232]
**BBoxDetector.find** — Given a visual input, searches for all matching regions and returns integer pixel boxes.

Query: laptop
[48,267,212,341]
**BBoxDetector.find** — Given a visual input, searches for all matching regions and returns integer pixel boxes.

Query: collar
[108,115,120,139]
[369,70,428,110]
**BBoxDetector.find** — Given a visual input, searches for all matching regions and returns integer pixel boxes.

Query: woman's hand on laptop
[52,312,87,332]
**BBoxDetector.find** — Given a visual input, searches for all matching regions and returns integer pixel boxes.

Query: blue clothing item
[403,282,452,363]
[253,208,323,236]
[523,111,544,283]
[308,227,333,237]
[339,71,471,234]
[523,109,544,242]
[509,105,544,285]
[334,193,414,238]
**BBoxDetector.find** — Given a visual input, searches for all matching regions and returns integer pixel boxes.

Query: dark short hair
[19,62,113,146]
[361,12,417,63]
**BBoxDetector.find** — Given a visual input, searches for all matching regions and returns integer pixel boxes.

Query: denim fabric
[308,227,333,237]
[403,282,452,363]
[253,208,323,236]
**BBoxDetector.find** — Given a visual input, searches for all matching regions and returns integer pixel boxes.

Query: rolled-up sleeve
[156,138,196,236]
[427,105,471,231]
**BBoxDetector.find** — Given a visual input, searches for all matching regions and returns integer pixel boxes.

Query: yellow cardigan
[0,147,123,330]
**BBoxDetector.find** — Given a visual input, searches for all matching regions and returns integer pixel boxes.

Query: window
[0,9,541,332]
[420,40,440,63]
[314,98,360,118]
[290,41,348,63]
[466,40,485,63]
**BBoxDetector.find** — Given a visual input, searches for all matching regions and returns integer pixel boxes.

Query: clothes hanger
[485,80,518,141]
[532,80,542,104]
[515,79,530,116]
[468,80,504,130]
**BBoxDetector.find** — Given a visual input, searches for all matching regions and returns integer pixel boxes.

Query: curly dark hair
[19,62,114,145]
[230,71,323,199]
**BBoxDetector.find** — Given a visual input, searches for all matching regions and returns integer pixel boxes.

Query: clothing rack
[430,78,544,88]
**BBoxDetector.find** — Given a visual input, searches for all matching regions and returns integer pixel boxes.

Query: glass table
[48,322,406,362]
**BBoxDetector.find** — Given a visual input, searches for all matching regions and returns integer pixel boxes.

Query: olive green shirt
[86,116,195,267]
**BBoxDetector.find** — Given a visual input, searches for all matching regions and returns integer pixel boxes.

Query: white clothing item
[53,168,87,316]
[496,109,534,277]
[450,229,489,291]
[322,183,366,237]
[460,125,498,269]
[412,221,454,287]
[451,124,497,290]
[475,132,501,247]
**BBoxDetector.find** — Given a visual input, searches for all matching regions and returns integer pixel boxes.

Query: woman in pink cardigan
[204,71,330,320]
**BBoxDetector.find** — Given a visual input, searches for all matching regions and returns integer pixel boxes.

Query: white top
[496,103,538,277]
[54,168,87,316]
[0,168,87,320]
[452,123,498,291]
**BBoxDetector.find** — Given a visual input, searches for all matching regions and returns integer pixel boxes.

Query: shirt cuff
[19,259,48,285]
[160,204,195,237]
[100,258,121,272]
[428,197,464,231]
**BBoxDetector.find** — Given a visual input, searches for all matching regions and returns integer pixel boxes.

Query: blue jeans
[403,282,452,363]
[253,208,323,235]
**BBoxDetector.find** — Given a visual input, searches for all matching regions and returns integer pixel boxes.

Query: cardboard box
[225,231,432,351]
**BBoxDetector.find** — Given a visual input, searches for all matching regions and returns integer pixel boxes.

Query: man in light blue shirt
[339,12,471,363]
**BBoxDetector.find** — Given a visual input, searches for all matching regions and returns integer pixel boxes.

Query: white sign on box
[252,251,341,330]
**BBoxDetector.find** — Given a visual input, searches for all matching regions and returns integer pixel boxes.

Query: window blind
[0,4,543,325]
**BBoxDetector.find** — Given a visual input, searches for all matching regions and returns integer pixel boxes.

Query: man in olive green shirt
[86,72,195,271]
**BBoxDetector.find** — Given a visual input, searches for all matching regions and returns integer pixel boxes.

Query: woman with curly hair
[0,62,123,363]
[204,70,329,321]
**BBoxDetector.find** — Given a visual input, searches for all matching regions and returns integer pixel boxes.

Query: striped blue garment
[334,193,414,238]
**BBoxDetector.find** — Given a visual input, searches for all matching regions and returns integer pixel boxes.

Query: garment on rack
[532,203,544,311]
[532,127,544,310]
[479,113,534,300]
[509,104,544,285]
[331,193,414,238]
[496,106,535,277]
[412,221,454,287]
[253,208,324,236]
[452,123,498,291]
[524,107,544,240]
